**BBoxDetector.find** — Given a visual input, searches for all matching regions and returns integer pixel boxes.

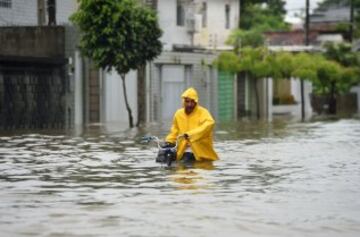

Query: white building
[103,0,240,127]
[148,0,238,121]
[158,0,237,50]
[0,0,241,130]
[0,0,79,129]
[0,0,76,26]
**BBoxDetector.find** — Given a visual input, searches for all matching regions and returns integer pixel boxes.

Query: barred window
[0,0,11,8]
[201,2,207,28]
[176,0,185,26]
[225,4,230,29]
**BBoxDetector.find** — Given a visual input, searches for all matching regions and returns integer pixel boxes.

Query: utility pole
[301,0,310,121]
[349,0,354,43]
[305,0,310,46]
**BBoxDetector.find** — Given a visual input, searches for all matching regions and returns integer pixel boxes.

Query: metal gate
[0,66,66,129]
[218,70,235,121]
[160,65,187,121]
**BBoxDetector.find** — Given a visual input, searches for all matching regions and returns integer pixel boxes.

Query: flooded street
[1,119,360,237]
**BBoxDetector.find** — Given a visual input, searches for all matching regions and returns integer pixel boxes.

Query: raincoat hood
[181,87,199,103]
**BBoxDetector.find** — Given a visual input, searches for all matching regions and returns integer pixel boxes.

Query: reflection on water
[1,119,360,237]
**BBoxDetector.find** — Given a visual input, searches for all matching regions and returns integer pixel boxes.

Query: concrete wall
[198,0,238,48]
[0,1,78,130]
[0,26,65,58]
[157,0,189,50]
[102,69,138,127]
[291,78,313,119]
[271,78,313,120]
[0,26,71,129]
[310,93,358,116]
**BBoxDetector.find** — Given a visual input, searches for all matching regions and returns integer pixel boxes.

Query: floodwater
[0,118,360,237]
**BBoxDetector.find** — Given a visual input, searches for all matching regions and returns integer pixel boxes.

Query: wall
[196,0,238,49]
[0,0,76,26]
[291,78,313,119]
[0,1,78,130]
[0,0,37,26]
[157,0,238,50]
[0,26,65,58]
[0,26,68,129]
[157,0,190,50]
[103,69,138,127]
[310,93,358,116]
[271,78,313,119]
[56,0,77,24]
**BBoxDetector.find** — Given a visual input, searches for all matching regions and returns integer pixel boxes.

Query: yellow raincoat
[166,88,218,161]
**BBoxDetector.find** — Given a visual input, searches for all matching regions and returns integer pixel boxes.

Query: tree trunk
[120,74,134,128]
[136,64,146,127]
[329,81,337,114]
[300,79,305,121]
[239,0,246,29]
[254,78,260,119]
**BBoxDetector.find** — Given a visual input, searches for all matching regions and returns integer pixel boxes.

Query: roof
[310,6,350,23]
[264,30,319,46]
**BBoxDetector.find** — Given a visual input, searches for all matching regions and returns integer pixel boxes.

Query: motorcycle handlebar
[141,135,184,150]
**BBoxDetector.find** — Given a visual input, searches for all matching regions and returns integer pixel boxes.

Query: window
[225,4,230,29]
[176,0,185,26]
[0,0,11,8]
[201,2,207,28]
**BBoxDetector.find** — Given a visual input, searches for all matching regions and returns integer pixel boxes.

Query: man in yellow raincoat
[165,87,218,163]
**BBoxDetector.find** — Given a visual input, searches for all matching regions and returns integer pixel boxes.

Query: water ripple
[0,119,360,237]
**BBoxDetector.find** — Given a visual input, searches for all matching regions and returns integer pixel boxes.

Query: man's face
[184,97,196,114]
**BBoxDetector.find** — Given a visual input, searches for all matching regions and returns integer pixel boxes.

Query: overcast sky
[285,0,324,23]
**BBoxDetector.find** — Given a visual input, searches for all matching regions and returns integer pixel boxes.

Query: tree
[239,0,287,31]
[317,42,360,113]
[229,1,289,119]
[292,52,318,82]
[213,51,239,73]
[71,0,162,128]
[290,46,360,115]
[215,47,273,119]
[227,29,265,49]
[234,2,289,48]
[323,42,359,67]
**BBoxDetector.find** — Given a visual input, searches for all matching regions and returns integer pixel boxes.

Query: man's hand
[161,142,175,148]
[183,133,189,140]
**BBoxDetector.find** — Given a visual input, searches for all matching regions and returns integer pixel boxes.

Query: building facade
[0,0,241,130]
[102,0,240,127]
[0,0,76,26]
[0,0,78,129]
[145,0,239,124]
